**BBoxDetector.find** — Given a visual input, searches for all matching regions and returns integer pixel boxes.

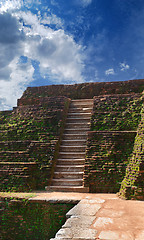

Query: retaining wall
[119,100,144,200]
[0,97,70,191]
[18,79,144,104]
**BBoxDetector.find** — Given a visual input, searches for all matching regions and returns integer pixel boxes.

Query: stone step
[66,118,91,123]
[67,112,92,118]
[64,128,89,134]
[52,179,83,186]
[55,165,84,172]
[63,134,87,140]
[70,100,93,107]
[70,103,93,108]
[69,107,93,113]
[54,172,83,179]
[61,140,87,145]
[60,145,86,152]
[48,99,93,193]
[65,122,90,128]
[46,186,89,193]
[57,159,85,165]
[59,152,85,159]
[71,99,93,103]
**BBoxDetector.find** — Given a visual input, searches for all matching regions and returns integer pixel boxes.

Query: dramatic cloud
[0,57,34,110]
[0,0,22,13]
[105,68,115,76]
[0,13,24,82]
[0,2,85,110]
[16,10,85,83]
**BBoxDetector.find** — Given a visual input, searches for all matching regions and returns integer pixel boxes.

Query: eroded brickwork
[0,97,70,191]
[84,93,143,193]
[19,79,144,103]
[119,98,144,199]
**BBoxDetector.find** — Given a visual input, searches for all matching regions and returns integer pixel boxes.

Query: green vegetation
[0,199,74,240]
[91,94,143,131]
[0,97,70,192]
[84,132,136,193]
[119,102,144,200]
[84,93,143,193]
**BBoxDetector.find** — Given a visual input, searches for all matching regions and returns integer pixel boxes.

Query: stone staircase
[46,99,93,192]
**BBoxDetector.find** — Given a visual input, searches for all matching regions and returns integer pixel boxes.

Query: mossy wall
[84,93,143,193]
[84,131,136,193]
[18,79,144,103]
[0,80,143,194]
[91,94,142,131]
[0,198,74,240]
[0,97,70,191]
[119,98,144,200]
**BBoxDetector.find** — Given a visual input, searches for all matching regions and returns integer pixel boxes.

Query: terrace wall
[119,101,144,200]
[0,97,70,191]
[0,80,143,194]
[18,79,144,105]
[84,93,143,193]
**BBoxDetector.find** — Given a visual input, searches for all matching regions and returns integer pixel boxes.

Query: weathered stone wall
[0,97,70,191]
[84,131,136,193]
[0,80,144,193]
[91,94,143,131]
[84,93,143,193]
[119,98,144,200]
[18,79,144,104]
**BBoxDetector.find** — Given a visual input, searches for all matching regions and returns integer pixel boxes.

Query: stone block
[63,216,95,228]
[66,203,101,217]
[56,227,97,239]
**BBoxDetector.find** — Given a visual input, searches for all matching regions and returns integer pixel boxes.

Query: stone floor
[1,191,144,240]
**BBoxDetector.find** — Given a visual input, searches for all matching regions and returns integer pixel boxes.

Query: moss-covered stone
[84,131,136,193]
[119,96,144,200]
[18,79,144,103]
[0,97,70,191]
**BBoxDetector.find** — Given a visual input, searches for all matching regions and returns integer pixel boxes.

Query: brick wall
[84,93,143,193]
[84,131,136,192]
[119,98,144,199]
[0,97,70,191]
[18,79,144,104]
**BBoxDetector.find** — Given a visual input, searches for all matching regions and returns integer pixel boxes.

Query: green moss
[91,94,143,131]
[0,97,70,192]
[84,132,136,192]
[119,100,144,200]
[0,199,74,240]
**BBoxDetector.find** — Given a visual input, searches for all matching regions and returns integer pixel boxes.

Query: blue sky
[0,0,144,110]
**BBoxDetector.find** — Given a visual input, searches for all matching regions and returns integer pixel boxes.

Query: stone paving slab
[98,230,134,240]
[63,216,96,228]
[1,191,144,240]
[56,227,97,239]
[48,193,144,240]
[66,203,101,218]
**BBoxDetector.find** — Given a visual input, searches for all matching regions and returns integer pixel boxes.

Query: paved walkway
[1,192,144,239]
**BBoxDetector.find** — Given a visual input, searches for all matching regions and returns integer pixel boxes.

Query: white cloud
[82,0,92,6]
[41,13,64,28]
[0,0,22,13]
[80,0,92,7]
[75,0,92,7]
[120,62,130,71]
[0,57,34,110]
[18,10,85,83]
[105,68,115,76]
[0,3,85,110]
